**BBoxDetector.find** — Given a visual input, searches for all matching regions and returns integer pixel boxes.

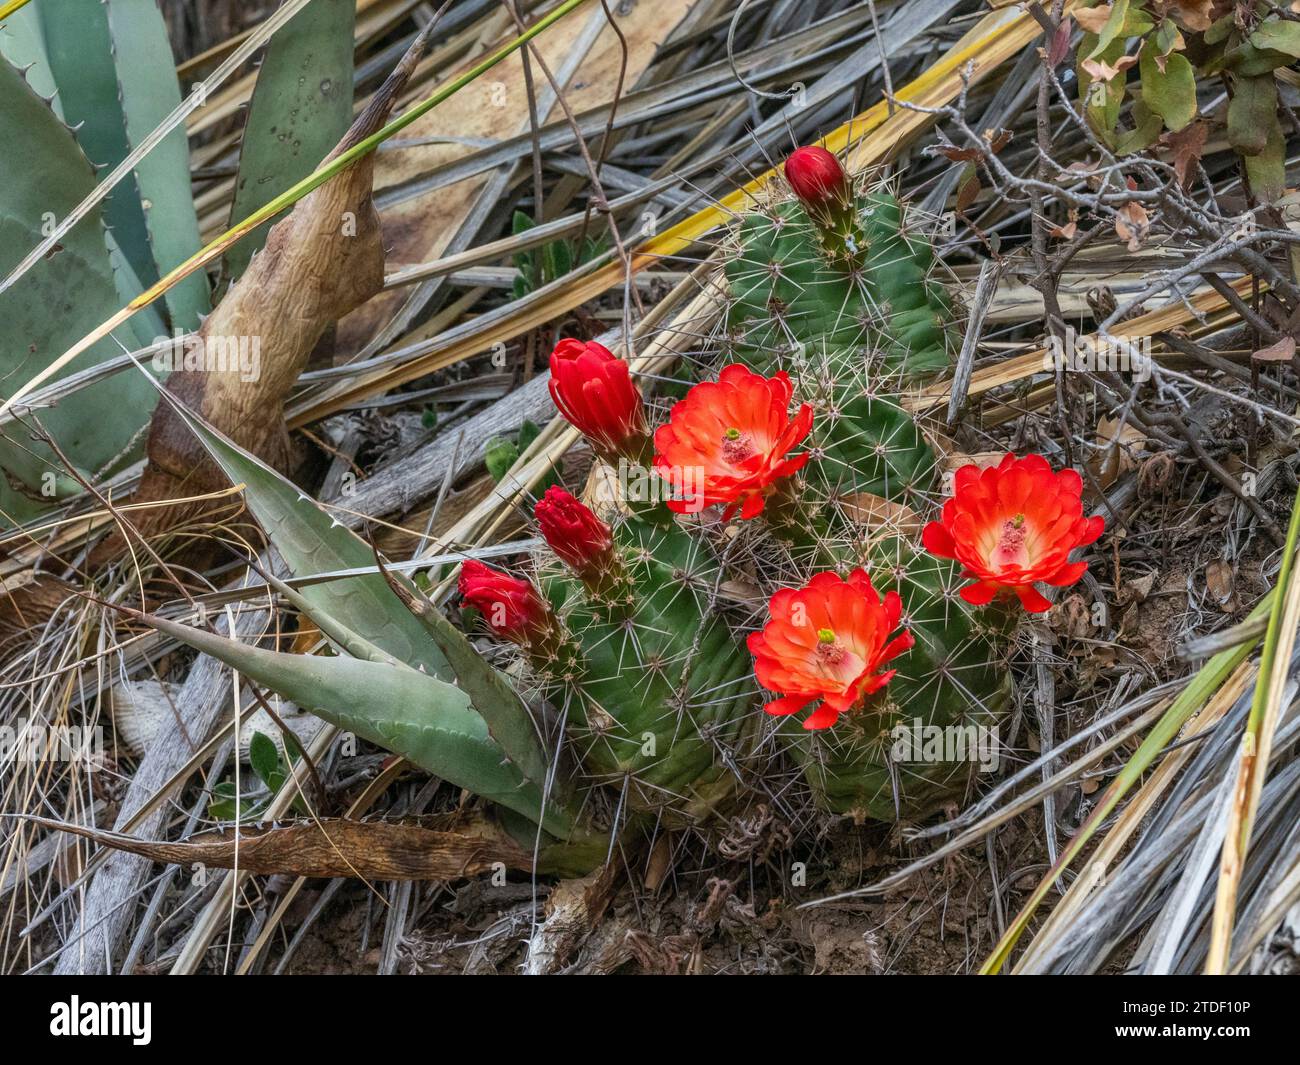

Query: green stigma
[817,627,836,644]
[724,427,742,440]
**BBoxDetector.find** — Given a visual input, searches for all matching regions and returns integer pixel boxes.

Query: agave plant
[0,0,352,525]
[131,146,1106,864]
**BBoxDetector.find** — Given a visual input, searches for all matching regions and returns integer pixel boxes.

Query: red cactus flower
[653,364,813,519]
[922,453,1105,613]
[784,145,849,210]
[535,485,614,579]
[548,338,648,461]
[748,569,914,731]
[458,560,551,644]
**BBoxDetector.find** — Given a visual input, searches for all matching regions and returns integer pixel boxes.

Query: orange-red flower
[653,364,813,519]
[747,569,914,731]
[922,453,1105,613]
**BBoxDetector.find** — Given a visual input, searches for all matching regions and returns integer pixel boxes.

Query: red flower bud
[548,339,648,461]
[784,146,849,209]
[534,486,614,578]
[458,560,550,644]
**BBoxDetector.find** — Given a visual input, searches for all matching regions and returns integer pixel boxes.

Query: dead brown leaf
[1115,200,1151,251]
[1164,0,1215,32]
[1092,414,1147,488]
[1252,335,1296,362]
[1161,121,1208,188]
[838,492,923,534]
[1204,559,1238,612]
[1074,4,1114,33]
[23,812,547,880]
[1081,53,1139,82]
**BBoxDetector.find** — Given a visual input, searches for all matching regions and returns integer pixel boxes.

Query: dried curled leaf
[838,492,922,535]
[22,812,542,880]
[1115,200,1150,251]
[1252,336,1296,363]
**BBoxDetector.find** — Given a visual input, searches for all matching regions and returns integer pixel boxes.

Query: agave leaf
[166,395,558,798]
[38,0,157,288]
[98,0,210,329]
[154,389,451,678]
[134,607,576,839]
[375,558,558,800]
[0,4,59,102]
[224,0,355,282]
[0,56,161,525]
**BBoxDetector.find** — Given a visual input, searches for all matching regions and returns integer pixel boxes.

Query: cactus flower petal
[653,364,813,519]
[748,568,914,730]
[923,453,1104,613]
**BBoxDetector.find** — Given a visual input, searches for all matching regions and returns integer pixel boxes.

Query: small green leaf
[1115,102,1163,154]
[1250,18,1300,59]
[1139,50,1196,131]
[1153,19,1182,58]
[208,781,240,821]
[1224,41,1293,77]
[248,731,281,788]
[1089,0,1131,57]
[1205,14,1234,46]
[517,419,542,453]
[1245,117,1287,203]
[1078,35,1129,142]
[1228,75,1277,156]
[485,436,520,482]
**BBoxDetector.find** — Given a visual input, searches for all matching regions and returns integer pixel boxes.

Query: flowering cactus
[148,145,1103,839]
